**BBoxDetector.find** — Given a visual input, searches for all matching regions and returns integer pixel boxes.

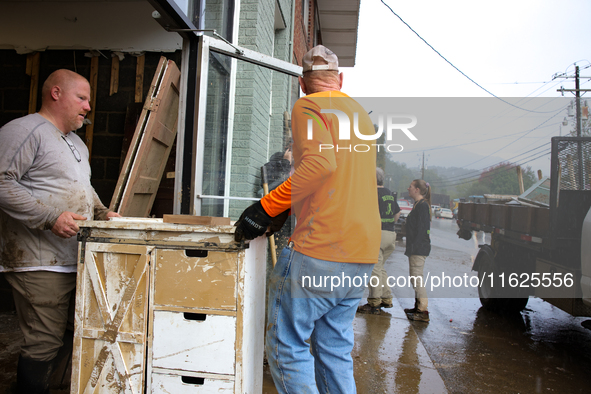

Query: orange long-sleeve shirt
[261,91,380,264]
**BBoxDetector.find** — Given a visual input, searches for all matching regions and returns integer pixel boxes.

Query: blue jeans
[266,247,374,393]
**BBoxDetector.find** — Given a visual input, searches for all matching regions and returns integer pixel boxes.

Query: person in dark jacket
[259,147,292,196]
[404,179,432,322]
[259,147,294,254]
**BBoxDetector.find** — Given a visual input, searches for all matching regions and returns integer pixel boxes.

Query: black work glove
[267,209,290,236]
[234,201,272,242]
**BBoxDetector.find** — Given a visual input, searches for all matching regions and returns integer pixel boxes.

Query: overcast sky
[340,0,591,174]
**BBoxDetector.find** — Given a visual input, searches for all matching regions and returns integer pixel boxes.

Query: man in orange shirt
[235,45,380,393]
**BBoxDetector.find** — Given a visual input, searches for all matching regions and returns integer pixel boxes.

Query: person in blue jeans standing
[234,45,381,393]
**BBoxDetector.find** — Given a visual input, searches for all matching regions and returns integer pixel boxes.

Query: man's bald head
[41,69,89,102]
[38,69,91,133]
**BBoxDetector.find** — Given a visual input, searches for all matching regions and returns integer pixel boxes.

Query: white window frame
[174,34,302,216]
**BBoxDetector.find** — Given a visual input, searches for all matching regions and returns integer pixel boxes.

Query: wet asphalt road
[265,218,591,393]
[386,218,591,393]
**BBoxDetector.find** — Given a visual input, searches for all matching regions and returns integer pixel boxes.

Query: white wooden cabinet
[70,218,266,393]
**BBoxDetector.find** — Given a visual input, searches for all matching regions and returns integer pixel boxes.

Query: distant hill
[382,149,529,199]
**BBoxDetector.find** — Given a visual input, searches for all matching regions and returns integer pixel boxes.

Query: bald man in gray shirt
[0,69,119,394]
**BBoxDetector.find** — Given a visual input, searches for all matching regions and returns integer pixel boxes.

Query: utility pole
[555,65,591,137]
[516,166,524,194]
[420,152,426,179]
[576,65,582,137]
[554,65,591,188]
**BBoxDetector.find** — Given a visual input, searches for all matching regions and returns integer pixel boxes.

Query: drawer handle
[185,249,208,258]
[181,376,205,385]
[183,312,207,321]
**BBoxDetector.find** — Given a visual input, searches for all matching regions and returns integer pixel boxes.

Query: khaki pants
[368,230,396,306]
[408,255,428,311]
[5,271,76,361]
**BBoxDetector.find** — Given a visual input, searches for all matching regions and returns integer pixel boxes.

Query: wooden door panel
[134,176,161,194]
[71,243,153,394]
[152,123,176,145]
[111,57,181,217]
[110,57,167,213]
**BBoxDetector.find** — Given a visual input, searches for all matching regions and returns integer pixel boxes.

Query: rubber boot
[16,354,55,394]
[49,329,74,391]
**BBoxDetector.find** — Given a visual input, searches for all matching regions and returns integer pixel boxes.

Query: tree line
[375,129,537,199]
[379,157,537,200]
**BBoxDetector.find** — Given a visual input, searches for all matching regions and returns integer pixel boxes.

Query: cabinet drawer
[151,373,234,393]
[151,311,236,374]
[153,249,238,310]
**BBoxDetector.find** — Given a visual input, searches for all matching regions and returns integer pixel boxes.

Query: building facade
[0,0,360,220]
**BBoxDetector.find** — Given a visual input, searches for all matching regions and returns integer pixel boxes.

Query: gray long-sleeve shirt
[0,113,110,272]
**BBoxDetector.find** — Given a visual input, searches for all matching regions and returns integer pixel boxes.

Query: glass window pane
[171,0,190,16]
[190,0,235,41]
[199,51,298,219]
[201,52,232,217]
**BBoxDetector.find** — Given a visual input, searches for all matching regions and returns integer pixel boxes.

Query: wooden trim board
[162,215,231,226]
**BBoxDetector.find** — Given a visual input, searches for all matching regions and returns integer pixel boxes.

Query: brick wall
[293,0,317,67]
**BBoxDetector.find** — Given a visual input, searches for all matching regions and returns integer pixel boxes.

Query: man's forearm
[0,178,61,230]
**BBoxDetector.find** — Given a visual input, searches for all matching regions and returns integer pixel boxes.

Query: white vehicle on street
[398,199,413,218]
[396,199,413,240]
[435,208,453,219]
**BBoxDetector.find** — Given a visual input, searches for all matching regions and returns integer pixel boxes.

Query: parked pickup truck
[457,137,591,316]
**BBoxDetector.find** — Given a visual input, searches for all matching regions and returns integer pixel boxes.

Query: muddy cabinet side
[71,242,153,394]
[70,222,264,394]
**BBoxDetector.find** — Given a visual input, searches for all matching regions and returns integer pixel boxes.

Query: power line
[436,81,586,168]
[430,145,551,187]
[429,141,551,185]
[408,88,565,154]
[440,149,551,188]
[397,94,571,176]
[457,109,562,168]
[488,81,551,85]
[379,0,558,114]
[400,119,559,156]
[389,75,575,161]
[407,92,577,186]
[373,13,588,167]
